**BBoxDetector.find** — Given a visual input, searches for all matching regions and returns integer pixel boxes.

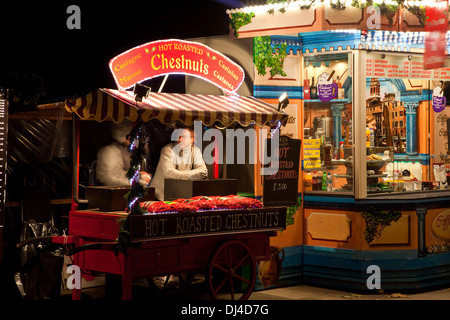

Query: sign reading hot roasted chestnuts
[109,39,245,94]
[128,206,286,240]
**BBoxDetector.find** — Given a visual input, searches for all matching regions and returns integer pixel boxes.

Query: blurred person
[96,120,151,187]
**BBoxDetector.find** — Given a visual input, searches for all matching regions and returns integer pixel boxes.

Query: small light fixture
[408,55,412,61]
[133,83,151,102]
[278,92,289,111]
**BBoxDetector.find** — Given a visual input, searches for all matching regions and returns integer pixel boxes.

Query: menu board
[263,136,301,207]
[366,56,450,80]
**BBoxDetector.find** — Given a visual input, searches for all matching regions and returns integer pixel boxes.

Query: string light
[271,120,282,138]
[128,196,139,210]
[226,0,442,14]
[129,164,141,185]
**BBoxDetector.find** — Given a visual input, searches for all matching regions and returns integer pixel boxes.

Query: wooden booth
[225,1,450,291]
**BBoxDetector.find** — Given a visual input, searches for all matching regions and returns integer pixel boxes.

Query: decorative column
[331,103,345,148]
[404,101,419,155]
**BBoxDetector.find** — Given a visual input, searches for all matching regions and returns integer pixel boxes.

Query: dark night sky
[0,1,245,104]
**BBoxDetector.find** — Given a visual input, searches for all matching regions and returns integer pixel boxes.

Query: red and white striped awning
[65,88,288,127]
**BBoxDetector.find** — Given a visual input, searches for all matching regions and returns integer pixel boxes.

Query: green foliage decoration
[230,12,255,37]
[254,36,288,77]
[286,197,302,226]
[361,206,402,244]
[249,0,431,27]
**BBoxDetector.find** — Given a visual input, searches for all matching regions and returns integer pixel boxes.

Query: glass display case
[303,52,361,194]
[303,51,450,197]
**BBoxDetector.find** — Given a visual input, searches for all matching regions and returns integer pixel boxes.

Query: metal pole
[158,75,169,93]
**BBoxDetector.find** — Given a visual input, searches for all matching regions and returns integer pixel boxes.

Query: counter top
[304,190,450,210]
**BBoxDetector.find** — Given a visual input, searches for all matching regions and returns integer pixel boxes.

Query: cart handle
[66,242,118,256]
[16,235,76,248]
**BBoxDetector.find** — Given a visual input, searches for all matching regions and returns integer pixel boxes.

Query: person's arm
[191,146,208,176]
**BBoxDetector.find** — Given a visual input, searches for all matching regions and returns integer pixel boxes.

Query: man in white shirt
[150,127,207,201]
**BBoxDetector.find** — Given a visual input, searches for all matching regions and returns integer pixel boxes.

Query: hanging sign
[424,0,449,70]
[432,85,447,112]
[317,72,338,102]
[109,39,245,94]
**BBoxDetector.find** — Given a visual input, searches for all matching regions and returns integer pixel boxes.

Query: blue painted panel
[299,31,361,53]
[253,85,302,100]
[302,245,450,292]
[394,153,430,165]
[400,89,432,102]
[303,195,356,204]
[255,244,450,292]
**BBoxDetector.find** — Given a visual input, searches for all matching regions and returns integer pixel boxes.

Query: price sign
[263,136,301,207]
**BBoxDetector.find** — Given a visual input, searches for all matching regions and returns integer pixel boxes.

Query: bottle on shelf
[327,172,332,191]
[304,79,310,100]
[312,171,317,190]
[336,76,342,88]
[324,144,332,167]
[339,139,344,159]
[310,77,318,99]
[322,171,327,191]
[317,171,322,191]
[304,172,312,191]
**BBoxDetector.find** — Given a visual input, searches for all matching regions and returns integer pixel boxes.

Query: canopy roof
[64,88,288,127]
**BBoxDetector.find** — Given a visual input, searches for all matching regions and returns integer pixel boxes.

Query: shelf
[303,166,337,171]
[367,159,391,163]
[331,159,391,165]
[332,159,352,164]
[333,174,387,178]
[333,174,352,178]
[304,99,349,104]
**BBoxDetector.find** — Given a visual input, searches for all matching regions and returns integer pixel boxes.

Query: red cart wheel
[207,240,256,300]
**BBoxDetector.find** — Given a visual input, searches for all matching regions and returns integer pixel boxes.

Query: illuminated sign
[109,39,245,95]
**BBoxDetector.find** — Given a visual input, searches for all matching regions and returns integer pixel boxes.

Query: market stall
[226,1,450,291]
[47,38,291,300]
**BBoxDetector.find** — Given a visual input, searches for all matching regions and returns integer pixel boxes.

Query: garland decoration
[230,12,255,37]
[229,0,432,27]
[254,36,288,77]
[361,206,402,244]
[116,117,148,254]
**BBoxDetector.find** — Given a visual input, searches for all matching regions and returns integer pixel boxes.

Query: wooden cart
[55,88,288,300]
[66,205,286,300]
